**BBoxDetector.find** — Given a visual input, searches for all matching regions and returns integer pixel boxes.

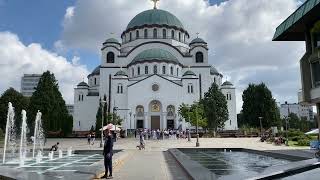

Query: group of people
[134,128,190,140]
[87,132,96,145]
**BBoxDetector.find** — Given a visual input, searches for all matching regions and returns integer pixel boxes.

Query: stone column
[144,113,148,129]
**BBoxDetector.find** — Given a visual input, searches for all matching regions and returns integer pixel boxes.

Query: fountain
[48,151,54,160]
[32,111,45,158]
[67,147,73,156]
[58,150,63,158]
[36,150,43,164]
[19,110,28,166]
[2,102,17,164]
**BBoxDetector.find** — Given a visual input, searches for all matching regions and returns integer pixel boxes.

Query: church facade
[73,6,238,132]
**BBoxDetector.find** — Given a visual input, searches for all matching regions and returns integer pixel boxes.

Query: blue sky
[0,0,227,71]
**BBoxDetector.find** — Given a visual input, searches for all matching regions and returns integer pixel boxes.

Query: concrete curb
[168,148,216,180]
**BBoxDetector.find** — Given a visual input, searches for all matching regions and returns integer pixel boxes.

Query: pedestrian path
[112,150,190,180]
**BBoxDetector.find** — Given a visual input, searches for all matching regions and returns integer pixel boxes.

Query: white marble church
[73,3,238,132]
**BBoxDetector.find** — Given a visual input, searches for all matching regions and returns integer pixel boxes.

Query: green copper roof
[77,81,89,87]
[114,70,128,77]
[103,38,120,44]
[183,70,196,77]
[222,81,233,86]
[210,66,219,75]
[130,48,180,65]
[126,9,185,30]
[273,0,320,41]
[190,38,207,45]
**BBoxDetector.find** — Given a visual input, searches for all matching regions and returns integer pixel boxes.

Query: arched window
[153,28,157,38]
[94,78,97,85]
[184,35,186,42]
[179,32,181,42]
[153,65,157,74]
[163,29,166,39]
[117,84,123,94]
[162,66,166,74]
[170,66,173,75]
[78,94,81,101]
[214,77,216,83]
[106,52,115,63]
[132,68,134,77]
[137,66,140,75]
[81,94,84,101]
[176,68,179,76]
[136,30,139,39]
[144,29,148,38]
[145,66,148,74]
[188,84,193,94]
[129,32,132,41]
[171,30,175,39]
[196,52,204,63]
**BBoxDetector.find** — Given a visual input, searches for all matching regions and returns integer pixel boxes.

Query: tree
[95,95,108,133]
[242,83,280,128]
[201,83,228,131]
[178,103,207,128]
[28,71,73,136]
[0,88,29,133]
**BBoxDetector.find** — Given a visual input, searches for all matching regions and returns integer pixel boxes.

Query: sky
[0,0,310,113]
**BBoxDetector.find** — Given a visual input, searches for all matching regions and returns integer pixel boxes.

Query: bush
[297,138,310,146]
[288,129,304,137]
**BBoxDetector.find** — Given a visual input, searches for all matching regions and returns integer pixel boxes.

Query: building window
[188,84,193,94]
[184,35,186,42]
[106,52,115,63]
[136,30,139,39]
[78,94,81,101]
[170,67,173,75]
[145,66,148,74]
[176,68,179,76]
[153,65,157,74]
[94,78,97,85]
[117,84,123,94]
[214,77,216,83]
[312,61,320,87]
[132,68,134,77]
[81,94,84,101]
[129,32,132,41]
[138,66,141,75]
[179,32,181,42]
[162,66,166,74]
[163,29,166,39]
[196,52,204,63]
[153,28,157,38]
[171,30,175,39]
[144,29,148,38]
[314,33,320,48]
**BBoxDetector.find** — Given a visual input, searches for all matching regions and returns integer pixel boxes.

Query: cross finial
[196,32,200,38]
[82,77,84,82]
[188,66,191,70]
[151,0,159,9]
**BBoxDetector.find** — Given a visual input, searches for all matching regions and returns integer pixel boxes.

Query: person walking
[101,128,113,179]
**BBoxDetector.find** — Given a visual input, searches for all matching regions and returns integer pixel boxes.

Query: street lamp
[258,117,263,137]
[285,116,289,146]
[195,107,200,147]
[100,100,106,148]
[113,107,118,142]
[129,111,132,136]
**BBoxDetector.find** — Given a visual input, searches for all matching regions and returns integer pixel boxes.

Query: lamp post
[100,100,106,148]
[285,102,290,146]
[129,111,132,136]
[113,107,118,142]
[195,107,200,147]
[258,117,263,137]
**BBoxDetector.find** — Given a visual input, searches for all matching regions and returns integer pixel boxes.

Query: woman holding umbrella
[101,123,114,179]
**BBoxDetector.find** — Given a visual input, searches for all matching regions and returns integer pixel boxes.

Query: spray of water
[2,102,17,164]
[19,110,28,166]
[32,110,45,158]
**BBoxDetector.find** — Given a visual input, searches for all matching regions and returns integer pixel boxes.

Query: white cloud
[0,31,89,104]
[58,0,306,112]
[64,6,75,20]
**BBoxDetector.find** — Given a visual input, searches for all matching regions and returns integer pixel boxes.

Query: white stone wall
[221,86,238,130]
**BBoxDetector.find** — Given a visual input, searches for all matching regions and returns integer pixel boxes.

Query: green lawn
[288,140,305,147]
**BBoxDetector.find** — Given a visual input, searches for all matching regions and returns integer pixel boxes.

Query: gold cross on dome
[151,0,159,9]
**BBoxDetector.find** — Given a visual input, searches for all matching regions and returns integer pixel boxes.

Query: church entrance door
[137,120,144,129]
[151,116,160,130]
[167,120,174,129]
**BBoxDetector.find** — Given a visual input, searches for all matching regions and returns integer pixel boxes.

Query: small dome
[190,38,207,45]
[130,48,180,65]
[126,9,185,31]
[77,81,89,87]
[183,70,196,77]
[103,38,120,45]
[222,81,233,86]
[210,66,219,75]
[114,70,128,77]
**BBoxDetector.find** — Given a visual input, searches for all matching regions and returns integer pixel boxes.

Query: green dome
[130,48,180,65]
[114,70,128,77]
[126,9,185,31]
[222,81,233,86]
[183,70,196,77]
[190,37,207,45]
[77,81,89,87]
[210,66,219,75]
[103,38,120,45]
